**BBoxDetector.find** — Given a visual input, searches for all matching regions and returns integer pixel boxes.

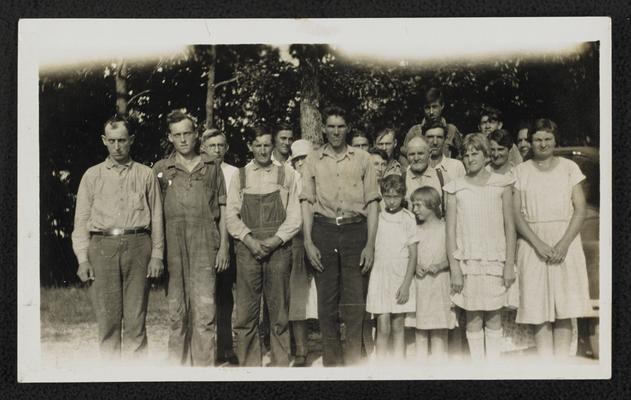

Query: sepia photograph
[17,18,611,381]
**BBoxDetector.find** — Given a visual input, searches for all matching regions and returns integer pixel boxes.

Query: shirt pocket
[132,192,145,211]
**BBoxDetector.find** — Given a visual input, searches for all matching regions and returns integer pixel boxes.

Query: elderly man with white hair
[403,136,445,208]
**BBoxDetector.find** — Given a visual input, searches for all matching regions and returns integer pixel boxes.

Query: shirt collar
[104,156,134,169]
[251,160,275,172]
[164,152,216,171]
[318,143,354,160]
[407,165,435,179]
[421,116,448,127]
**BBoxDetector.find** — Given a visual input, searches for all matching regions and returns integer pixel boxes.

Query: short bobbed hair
[488,128,514,149]
[380,174,406,196]
[411,186,443,219]
[367,147,388,161]
[529,118,561,145]
[461,133,491,158]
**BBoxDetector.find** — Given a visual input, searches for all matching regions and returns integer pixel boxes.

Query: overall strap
[239,167,247,191]
[435,167,446,214]
[276,164,285,187]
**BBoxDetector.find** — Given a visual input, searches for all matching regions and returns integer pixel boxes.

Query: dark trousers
[216,241,236,358]
[312,220,368,366]
[234,242,291,366]
[87,233,151,358]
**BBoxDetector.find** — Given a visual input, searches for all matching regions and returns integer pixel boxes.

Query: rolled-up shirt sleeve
[71,171,94,264]
[147,171,164,260]
[299,154,316,204]
[226,171,252,241]
[274,168,302,243]
[363,156,381,206]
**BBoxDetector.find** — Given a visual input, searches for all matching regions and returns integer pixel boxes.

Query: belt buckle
[111,228,123,236]
[335,216,343,226]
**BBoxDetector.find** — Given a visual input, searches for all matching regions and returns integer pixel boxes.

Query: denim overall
[234,165,292,366]
[161,159,222,366]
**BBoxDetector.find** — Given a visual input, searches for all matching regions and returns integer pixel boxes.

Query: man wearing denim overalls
[153,110,229,366]
[226,125,301,366]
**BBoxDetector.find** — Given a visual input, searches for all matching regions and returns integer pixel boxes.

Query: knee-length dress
[514,158,592,324]
[413,220,457,330]
[444,173,519,311]
[288,231,318,321]
[366,208,418,314]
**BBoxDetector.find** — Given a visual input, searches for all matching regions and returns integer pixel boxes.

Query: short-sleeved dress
[444,173,519,311]
[514,158,592,324]
[413,220,457,330]
[366,208,419,314]
[289,176,318,321]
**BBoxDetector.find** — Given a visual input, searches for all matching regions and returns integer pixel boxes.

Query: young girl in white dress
[366,174,419,360]
[513,119,592,357]
[444,133,517,360]
[410,186,457,360]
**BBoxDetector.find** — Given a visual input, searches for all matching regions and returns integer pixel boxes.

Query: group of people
[71,86,594,368]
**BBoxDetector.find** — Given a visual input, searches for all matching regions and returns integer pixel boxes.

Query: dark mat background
[1,1,629,398]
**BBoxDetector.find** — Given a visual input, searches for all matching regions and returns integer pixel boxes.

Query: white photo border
[18,17,612,382]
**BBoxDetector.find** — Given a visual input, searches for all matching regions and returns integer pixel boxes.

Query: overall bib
[163,161,221,366]
[234,165,292,366]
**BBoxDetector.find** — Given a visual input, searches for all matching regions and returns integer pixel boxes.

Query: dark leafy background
[40,43,599,285]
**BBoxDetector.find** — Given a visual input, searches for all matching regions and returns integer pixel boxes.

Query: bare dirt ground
[40,287,597,370]
[40,287,324,368]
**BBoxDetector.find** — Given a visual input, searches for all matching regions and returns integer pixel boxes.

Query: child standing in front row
[444,133,518,360]
[410,186,457,360]
[366,174,419,360]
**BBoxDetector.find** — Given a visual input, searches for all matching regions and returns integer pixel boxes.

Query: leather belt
[90,228,150,237]
[314,213,365,226]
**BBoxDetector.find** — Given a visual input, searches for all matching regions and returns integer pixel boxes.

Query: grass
[40,286,169,329]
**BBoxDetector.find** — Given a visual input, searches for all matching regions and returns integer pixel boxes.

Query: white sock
[466,329,485,360]
[485,327,504,360]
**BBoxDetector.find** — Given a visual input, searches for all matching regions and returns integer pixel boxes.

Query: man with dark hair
[200,127,240,365]
[300,105,380,366]
[402,87,463,160]
[272,122,295,165]
[374,127,402,177]
[226,124,301,366]
[477,106,522,165]
[72,115,164,359]
[153,110,228,366]
[351,130,371,151]
[420,120,465,180]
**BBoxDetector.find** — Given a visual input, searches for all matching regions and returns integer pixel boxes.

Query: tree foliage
[39,42,599,285]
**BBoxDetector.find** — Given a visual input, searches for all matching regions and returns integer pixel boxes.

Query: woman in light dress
[512,119,592,357]
[445,133,518,360]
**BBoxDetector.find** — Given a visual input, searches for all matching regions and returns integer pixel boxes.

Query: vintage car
[554,146,600,358]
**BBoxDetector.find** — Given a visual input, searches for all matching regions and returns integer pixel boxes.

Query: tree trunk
[300,57,322,145]
[204,46,217,130]
[115,58,128,116]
